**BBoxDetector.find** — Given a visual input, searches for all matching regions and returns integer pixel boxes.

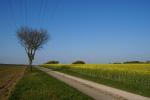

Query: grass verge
[9,67,93,100]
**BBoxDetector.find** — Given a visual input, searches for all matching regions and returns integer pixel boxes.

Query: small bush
[72,60,85,64]
[45,61,59,64]
[123,61,144,64]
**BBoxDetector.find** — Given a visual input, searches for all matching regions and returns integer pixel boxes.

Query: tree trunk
[29,59,33,71]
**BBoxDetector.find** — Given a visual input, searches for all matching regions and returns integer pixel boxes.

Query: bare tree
[17,27,49,71]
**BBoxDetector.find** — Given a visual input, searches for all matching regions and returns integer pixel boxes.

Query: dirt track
[0,65,26,100]
[36,66,150,100]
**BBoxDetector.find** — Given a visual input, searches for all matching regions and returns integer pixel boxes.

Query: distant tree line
[113,60,150,64]
[45,60,150,64]
[123,61,144,64]
[45,60,86,64]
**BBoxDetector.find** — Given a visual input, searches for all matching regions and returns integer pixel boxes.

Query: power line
[50,0,61,19]
[28,0,33,27]
[19,0,24,27]
[38,0,61,28]
[24,0,28,26]
[8,0,18,28]
[40,0,44,27]
[40,0,48,27]
[21,0,26,26]
[43,0,61,27]
[7,0,61,29]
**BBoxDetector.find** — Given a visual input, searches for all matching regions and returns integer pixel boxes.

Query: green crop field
[41,64,150,97]
[9,67,93,100]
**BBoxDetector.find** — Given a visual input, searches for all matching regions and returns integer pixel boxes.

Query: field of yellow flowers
[42,64,150,97]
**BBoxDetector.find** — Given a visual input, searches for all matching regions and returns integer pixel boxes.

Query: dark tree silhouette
[72,60,86,64]
[45,60,59,64]
[17,27,49,71]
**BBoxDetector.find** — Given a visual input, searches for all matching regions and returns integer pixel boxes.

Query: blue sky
[0,0,150,64]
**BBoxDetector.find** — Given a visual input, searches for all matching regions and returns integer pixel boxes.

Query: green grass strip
[9,68,93,100]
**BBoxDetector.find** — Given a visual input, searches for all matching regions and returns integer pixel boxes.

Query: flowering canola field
[42,64,150,97]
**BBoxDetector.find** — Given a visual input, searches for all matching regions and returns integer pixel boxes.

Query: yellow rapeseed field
[42,64,150,97]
